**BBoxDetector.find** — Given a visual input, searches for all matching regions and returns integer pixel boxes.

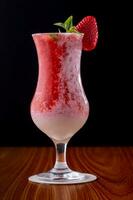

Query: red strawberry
[76,16,98,51]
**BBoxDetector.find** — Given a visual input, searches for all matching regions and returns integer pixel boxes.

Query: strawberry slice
[76,16,98,51]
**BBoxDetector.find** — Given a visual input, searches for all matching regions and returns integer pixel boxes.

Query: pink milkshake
[31,33,89,141]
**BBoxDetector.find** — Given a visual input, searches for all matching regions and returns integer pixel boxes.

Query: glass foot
[28,170,97,184]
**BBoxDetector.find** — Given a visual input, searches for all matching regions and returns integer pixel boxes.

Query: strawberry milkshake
[31,33,89,142]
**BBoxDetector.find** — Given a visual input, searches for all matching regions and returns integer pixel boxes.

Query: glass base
[28,169,97,184]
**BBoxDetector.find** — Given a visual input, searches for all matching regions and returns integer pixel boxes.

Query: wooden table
[0,147,133,200]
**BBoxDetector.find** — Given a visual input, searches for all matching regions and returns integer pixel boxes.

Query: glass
[28,33,97,184]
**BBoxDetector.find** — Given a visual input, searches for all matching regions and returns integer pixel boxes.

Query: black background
[0,0,132,146]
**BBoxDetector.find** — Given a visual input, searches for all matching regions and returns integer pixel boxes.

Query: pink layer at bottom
[31,112,88,141]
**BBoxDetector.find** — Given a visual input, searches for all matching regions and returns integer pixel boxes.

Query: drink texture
[31,33,89,141]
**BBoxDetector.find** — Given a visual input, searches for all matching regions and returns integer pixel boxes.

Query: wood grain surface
[0,147,133,200]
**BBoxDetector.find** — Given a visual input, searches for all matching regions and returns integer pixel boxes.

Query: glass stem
[51,141,71,173]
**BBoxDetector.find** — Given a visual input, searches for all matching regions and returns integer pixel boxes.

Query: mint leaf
[54,22,65,29]
[53,16,81,33]
[68,26,79,33]
[64,16,73,31]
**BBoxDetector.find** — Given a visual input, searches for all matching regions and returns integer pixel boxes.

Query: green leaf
[68,26,79,33]
[53,16,81,33]
[53,23,65,30]
[64,16,73,31]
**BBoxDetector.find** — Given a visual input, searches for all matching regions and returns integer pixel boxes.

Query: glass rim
[32,32,84,36]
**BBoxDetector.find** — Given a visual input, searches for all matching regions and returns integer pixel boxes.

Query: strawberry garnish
[54,15,98,51]
[76,16,98,51]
